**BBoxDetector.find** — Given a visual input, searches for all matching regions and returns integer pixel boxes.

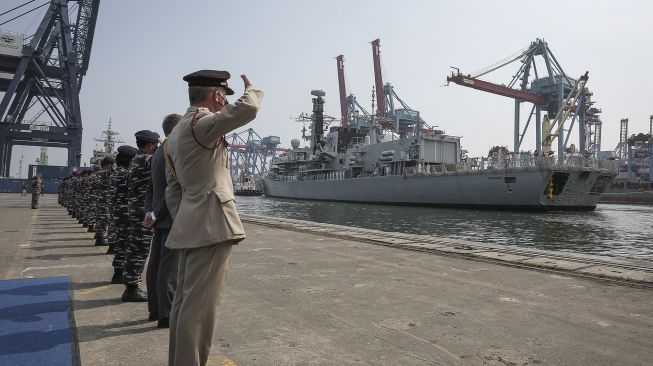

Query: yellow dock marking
[220,357,237,366]
[205,356,236,366]
[77,284,113,296]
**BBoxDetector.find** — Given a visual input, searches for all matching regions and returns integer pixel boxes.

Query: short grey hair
[188,86,218,105]
[162,113,181,136]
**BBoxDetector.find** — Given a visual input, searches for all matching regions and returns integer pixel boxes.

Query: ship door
[545,172,570,196]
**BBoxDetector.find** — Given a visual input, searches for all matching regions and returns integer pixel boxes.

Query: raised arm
[193,75,264,146]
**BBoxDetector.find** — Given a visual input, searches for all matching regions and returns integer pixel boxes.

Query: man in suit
[165,70,263,366]
[144,113,181,328]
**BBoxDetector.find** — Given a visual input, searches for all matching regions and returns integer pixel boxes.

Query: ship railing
[268,172,348,182]
[456,155,618,173]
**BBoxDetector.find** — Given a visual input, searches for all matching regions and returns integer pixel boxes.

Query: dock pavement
[1,193,652,365]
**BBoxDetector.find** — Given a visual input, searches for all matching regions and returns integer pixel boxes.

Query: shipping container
[28,165,68,180]
[0,177,60,194]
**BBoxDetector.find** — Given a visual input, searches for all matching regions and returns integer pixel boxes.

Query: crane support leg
[514,100,520,152]
[535,107,542,153]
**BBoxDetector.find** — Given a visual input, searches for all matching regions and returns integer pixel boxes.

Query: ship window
[579,171,590,180]
[504,176,516,183]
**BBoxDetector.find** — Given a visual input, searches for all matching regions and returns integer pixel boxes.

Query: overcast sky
[2,0,652,177]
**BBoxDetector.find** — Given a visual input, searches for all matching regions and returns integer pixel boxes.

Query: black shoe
[87,226,95,232]
[148,312,159,321]
[93,232,100,239]
[81,222,88,228]
[106,246,114,255]
[157,318,170,328]
[111,269,124,284]
[121,287,148,302]
[94,238,108,246]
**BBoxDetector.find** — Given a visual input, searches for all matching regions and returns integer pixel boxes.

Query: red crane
[446,73,546,106]
[444,39,589,154]
[336,55,349,128]
[371,39,385,118]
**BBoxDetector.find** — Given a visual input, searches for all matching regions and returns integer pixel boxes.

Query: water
[236,196,653,260]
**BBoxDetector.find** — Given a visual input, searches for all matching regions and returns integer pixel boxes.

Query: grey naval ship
[262,91,616,211]
[262,40,618,211]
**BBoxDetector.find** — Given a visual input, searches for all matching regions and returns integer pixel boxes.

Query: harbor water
[237,196,653,260]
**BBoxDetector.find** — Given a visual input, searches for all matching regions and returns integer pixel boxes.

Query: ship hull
[262,168,612,211]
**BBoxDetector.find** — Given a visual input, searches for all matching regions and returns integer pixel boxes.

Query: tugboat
[234,173,263,196]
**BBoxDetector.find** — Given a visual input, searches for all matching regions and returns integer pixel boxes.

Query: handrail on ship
[267,156,618,182]
[463,155,619,171]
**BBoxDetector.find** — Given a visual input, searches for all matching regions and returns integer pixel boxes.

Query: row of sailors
[59,129,171,327]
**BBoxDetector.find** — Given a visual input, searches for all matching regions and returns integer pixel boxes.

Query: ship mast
[94,118,123,154]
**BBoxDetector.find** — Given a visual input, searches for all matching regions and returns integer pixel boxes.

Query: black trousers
[146,227,178,319]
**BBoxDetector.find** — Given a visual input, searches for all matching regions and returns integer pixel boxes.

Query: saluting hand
[241,74,252,89]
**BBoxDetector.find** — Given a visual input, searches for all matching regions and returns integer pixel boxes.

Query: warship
[89,119,122,166]
[262,40,618,211]
[262,93,616,211]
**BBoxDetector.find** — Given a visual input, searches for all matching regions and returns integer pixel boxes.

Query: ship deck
[1,193,652,365]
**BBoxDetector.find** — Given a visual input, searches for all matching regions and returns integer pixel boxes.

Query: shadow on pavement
[0,328,73,355]
[29,244,96,251]
[31,223,76,227]
[0,300,69,322]
[77,319,159,342]
[0,297,122,322]
[32,231,90,235]
[74,297,123,311]
[34,237,91,243]
[26,252,107,261]
[0,281,69,297]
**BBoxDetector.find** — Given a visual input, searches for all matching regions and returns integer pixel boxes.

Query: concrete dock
[1,193,653,365]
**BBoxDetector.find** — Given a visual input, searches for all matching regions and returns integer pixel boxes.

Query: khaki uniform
[165,85,263,366]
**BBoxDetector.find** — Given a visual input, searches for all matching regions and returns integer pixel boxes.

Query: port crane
[0,0,101,176]
[446,39,602,157]
[336,55,375,131]
[336,39,432,138]
[226,128,287,182]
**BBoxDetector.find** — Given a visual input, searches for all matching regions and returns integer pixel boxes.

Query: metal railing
[466,155,619,172]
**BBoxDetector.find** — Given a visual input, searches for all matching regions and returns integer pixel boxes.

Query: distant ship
[262,91,618,211]
[234,173,263,196]
[599,125,653,205]
[90,119,122,166]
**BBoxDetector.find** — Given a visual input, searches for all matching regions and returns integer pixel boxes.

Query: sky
[2,0,652,177]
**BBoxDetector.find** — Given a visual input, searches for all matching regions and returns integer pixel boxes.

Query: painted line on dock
[3,211,36,280]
